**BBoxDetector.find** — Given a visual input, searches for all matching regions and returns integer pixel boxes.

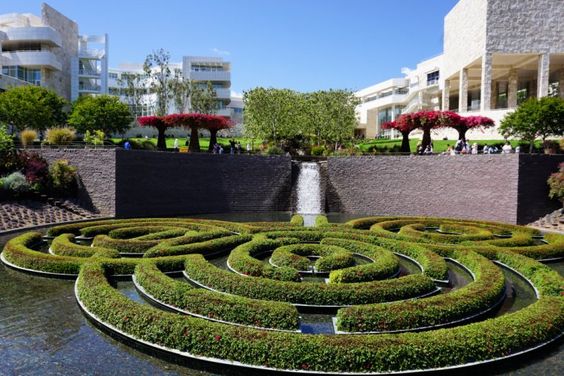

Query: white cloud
[211,47,230,56]
[230,90,243,98]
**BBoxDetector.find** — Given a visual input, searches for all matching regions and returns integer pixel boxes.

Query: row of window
[191,65,225,72]
[1,65,41,85]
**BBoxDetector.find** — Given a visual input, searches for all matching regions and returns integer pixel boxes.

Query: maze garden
[1,215,563,374]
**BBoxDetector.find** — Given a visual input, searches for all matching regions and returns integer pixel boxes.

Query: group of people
[443,140,519,155]
[212,139,247,154]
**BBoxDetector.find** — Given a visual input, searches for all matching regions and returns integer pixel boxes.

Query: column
[491,81,498,109]
[559,69,564,100]
[508,68,518,109]
[537,53,550,98]
[442,80,450,111]
[458,68,468,112]
[480,53,492,111]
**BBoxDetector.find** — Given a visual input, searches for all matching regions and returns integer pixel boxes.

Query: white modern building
[356,0,564,140]
[0,3,108,101]
[183,56,232,117]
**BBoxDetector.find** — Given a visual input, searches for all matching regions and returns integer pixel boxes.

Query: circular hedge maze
[1,216,563,374]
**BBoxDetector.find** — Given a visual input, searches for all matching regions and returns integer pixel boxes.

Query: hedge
[320,238,399,283]
[336,251,506,332]
[134,262,299,330]
[76,261,564,373]
[51,234,119,258]
[270,244,355,272]
[290,215,304,226]
[144,233,251,258]
[227,238,301,281]
[185,254,436,306]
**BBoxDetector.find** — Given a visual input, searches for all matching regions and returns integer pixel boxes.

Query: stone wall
[517,154,564,224]
[37,149,116,216]
[486,0,564,54]
[115,151,292,217]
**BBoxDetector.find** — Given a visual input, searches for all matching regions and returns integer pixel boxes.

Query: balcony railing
[79,68,101,76]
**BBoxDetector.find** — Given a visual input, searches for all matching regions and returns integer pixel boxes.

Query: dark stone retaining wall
[115,150,292,217]
[326,154,563,224]
[34,149,561,224]
[37,149,116,216]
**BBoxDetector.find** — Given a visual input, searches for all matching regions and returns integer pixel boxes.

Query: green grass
[112,137,262,151]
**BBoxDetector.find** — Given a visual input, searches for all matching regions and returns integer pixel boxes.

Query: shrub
[19,129,37,147]
[83,130,105,146]
[311,145,325,156]
[48,160,78,196]
[19,152,49,189]
[264,145,284,155]
[290,214,304,226]
[0,124,14,154]
[548,162,564,204]
[45,127,75,145]
[1,172,30,195]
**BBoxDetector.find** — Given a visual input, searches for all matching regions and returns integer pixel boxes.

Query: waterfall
[296,163,322,226]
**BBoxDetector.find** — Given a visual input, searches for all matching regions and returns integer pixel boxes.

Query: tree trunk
[189,126,200,153]
[208,129,218,152]
[457,127,467,141]
[401,131,411,153]
[156,126,167,150]
[529,139,534,154]
[421,127,432,151]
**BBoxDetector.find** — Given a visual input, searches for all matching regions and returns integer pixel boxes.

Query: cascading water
[295,162,322,226]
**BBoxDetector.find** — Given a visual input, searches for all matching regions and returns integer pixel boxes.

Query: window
[109,73,118,79]
[427,71,439,86]
[2,66,41,84]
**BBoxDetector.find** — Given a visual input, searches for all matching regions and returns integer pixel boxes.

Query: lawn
[112,137,262,151]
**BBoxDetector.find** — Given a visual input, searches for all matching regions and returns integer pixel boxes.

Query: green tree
[117,72,145,116]
[0,85,67,132]
[304,90,359,148]
[169,68,192,113]
[500,97,564,153]
[143,49,174,116]
[190,81,217,114]
[68,95,133,135]
[243,87,305,142]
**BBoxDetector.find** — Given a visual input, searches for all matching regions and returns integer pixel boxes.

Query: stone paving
[0,199,101,232]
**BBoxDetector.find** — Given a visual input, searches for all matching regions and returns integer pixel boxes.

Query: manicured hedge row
[398,223,494,243]
[47,218,246,237]
[336,251,506,332]
[185,254,436,306]
[134,262,299,330]
[77,261,564,373]
[271,244,354,272]
[320,238,399,283]
[227,238,301,281]
[51,234,119,258]
[144,233,251,258]
[107,226,191,239]
[494,250,563,297]
[320,231,448,281]
[315,215,329,227]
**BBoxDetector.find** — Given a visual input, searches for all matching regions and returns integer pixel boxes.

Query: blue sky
[2,1,459,94]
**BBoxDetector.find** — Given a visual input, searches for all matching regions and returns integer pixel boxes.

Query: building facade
[0,3,108,101]
[356,0,564,140]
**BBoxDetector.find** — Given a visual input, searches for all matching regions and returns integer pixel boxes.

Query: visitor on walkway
[515,145,521,154]
[124,140,131,150]
[173,138,179,151]
[471,143,478,155]
[502,142,513,154]
[246,142,252,154]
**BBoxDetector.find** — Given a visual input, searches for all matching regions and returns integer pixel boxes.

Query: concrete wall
[443,0,488,79]
[37,149,116,216]
[326,154,562,224]
[41,3,78,101]
[114,151,292,217]
[486,0,564,54]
